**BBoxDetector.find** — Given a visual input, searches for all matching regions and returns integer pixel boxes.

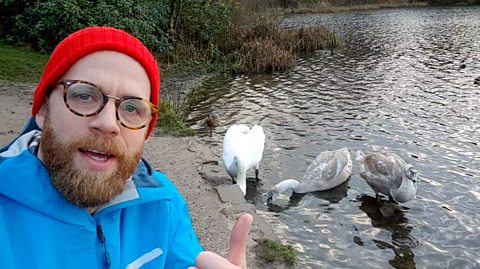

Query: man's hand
[189,213,253,269]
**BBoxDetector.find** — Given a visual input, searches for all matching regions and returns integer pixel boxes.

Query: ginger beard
[40,109,143,208]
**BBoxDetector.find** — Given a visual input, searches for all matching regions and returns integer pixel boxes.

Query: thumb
[228,213,254,268]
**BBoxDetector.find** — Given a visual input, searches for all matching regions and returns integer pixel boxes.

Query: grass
[218,3,343,73]
[254,239,297,267]
[230,22,342,73]
[0,44,49,83]
[154,100,195,137]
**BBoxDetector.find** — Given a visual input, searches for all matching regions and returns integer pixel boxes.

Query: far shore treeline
[0,0,477,75]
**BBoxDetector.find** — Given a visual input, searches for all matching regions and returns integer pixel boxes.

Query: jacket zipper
[96,224,111,268]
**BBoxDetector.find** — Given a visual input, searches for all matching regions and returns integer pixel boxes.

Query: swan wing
[383,151,411,179]
[301,148,351,191]
[364,152,396,176]
[359,150,408,196]
[378,150,411,188]
[222,124,266,176]
[244,125,265,168]
[222,124,251,176]
[303,150,334,180]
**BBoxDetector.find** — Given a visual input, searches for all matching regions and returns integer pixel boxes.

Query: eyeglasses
[59,79,158,130]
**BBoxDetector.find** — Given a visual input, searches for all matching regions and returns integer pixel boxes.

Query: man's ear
[35,103,47,129]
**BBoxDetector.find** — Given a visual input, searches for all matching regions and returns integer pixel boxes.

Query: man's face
[36,51,151,208]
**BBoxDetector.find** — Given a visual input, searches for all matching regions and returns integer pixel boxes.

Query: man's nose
[87,99,120,136]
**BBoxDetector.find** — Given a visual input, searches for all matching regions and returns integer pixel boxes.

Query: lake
[187,5,480,268]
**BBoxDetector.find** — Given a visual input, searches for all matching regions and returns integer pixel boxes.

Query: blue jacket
[0,118,203,269]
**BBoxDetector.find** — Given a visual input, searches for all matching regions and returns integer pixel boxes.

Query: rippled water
[187,6,480,268]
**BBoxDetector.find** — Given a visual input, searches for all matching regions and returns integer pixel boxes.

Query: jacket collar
[0,117,39,158]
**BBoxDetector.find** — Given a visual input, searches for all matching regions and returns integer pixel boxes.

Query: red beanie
[33,26,160,138]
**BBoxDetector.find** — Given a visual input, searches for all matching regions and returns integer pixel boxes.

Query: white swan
[355,150,418,203]
[266,148,352,203]
[222,124,265,195]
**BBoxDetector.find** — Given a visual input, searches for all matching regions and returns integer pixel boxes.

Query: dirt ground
[0,80,283,268]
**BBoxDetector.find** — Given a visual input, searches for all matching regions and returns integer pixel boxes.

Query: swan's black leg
[267,195,273,205]
[231,176,236,184]
[255,169,260,182]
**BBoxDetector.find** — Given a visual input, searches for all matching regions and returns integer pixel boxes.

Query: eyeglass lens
[65,81,152,129]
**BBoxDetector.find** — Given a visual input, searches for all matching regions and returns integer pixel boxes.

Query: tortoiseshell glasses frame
[59,79,158,130]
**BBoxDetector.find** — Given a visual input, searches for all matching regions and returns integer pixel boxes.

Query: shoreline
[145,136,278,268]
[0,80,279,268]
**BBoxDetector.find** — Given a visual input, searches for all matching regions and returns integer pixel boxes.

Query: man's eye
[71,91,97,102]
[77,93,93,101]
[123,104,139,113]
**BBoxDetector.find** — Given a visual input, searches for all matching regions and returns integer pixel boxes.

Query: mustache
[71,135,126,157]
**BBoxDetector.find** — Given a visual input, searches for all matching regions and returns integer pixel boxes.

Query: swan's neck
[236,159,248,196]
[391,177,417,203]
[273,179,302,195]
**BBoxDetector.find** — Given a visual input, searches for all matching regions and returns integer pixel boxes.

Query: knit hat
[32,26,160,138]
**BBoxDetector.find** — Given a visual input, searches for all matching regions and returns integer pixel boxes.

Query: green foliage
[0,0,241,66]
[88,0,171,53]
[155,100,194,137]
[16,0,93,52]
[1,0,171,53]
[0,43,49,82]
[175,0,239,48]
[254,239,297,267]
[0,0,34,42]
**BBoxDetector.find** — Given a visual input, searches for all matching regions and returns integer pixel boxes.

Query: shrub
[4,0,171,53]
[235,39,295,73]
[229,18,342,73]
[173,0,239,49]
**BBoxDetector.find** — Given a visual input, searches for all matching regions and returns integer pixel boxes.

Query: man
[0,26,252,269]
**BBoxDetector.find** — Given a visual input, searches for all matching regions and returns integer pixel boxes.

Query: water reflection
[358,195,419,269]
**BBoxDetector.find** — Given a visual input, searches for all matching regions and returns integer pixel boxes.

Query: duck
[266,148,352,204]
[355,149,418,203]
[222,124,265,195]
[206,113,220,136]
